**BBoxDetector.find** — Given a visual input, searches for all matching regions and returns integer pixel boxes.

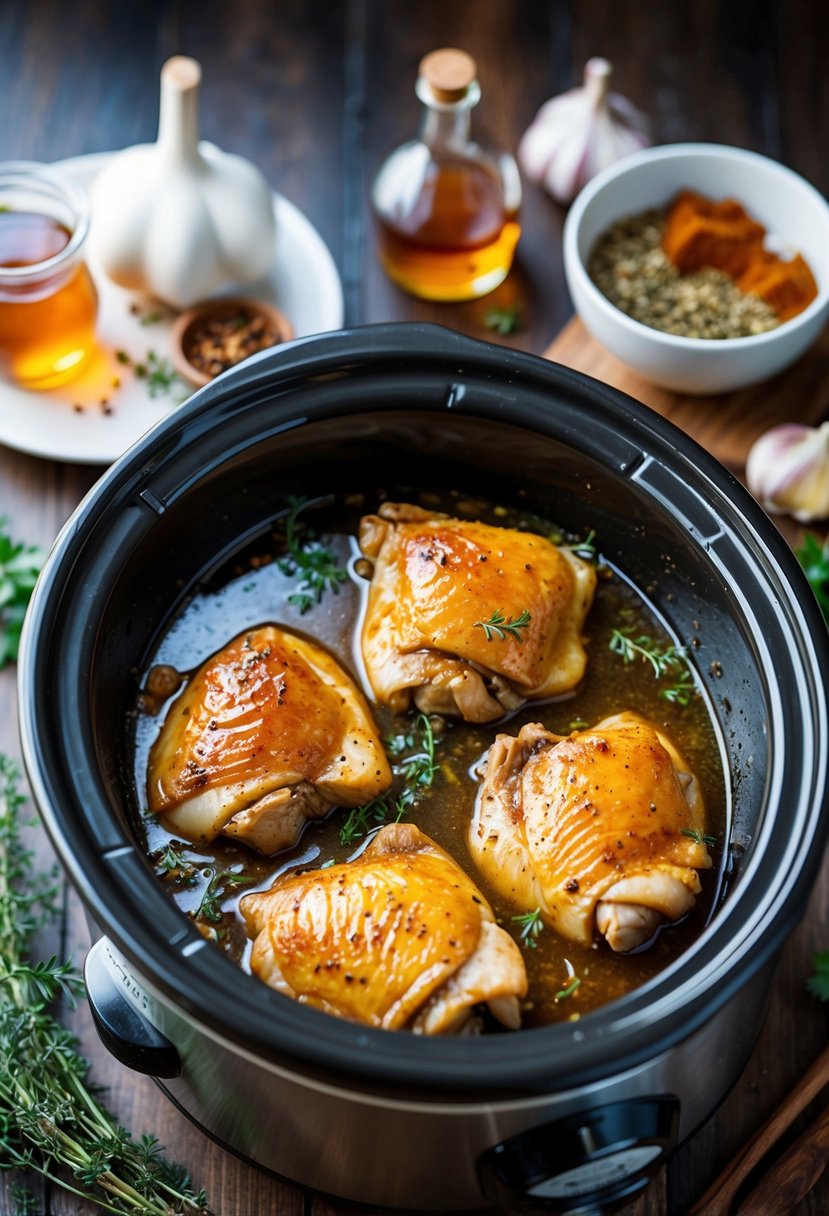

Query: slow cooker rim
[19,323,829,1100]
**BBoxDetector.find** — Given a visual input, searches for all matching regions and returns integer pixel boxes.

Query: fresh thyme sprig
[277,496,348,614]
[0,757,210,1214]
[194,867,256,924]
[339,713,441,847]
[511,907,544,950]
[681,827,717,848]
[608,626,696,707]
[0,522,45,668]
[474,608,532,643]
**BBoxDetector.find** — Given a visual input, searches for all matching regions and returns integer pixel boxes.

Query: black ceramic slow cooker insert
[19,325,829,1214]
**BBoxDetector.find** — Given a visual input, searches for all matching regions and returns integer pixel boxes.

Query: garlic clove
[746,420,829,522]
[518,58,651,205]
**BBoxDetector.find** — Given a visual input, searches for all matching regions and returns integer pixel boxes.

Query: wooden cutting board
[544,318,829,472]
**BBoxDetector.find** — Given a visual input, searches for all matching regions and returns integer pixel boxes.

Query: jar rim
[0,160,91,283]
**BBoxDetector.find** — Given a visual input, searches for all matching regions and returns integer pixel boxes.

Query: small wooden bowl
[170,297,294,387]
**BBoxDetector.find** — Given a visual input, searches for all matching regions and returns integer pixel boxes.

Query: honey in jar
[372,49,521,301]
[0,163,98,389]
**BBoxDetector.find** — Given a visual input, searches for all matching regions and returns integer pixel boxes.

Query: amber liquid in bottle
[375,157,521,301]
[0,211,98,388]
[373,49,521,302]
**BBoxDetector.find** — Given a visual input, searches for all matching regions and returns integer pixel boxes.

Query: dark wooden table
[1,3,828,1214]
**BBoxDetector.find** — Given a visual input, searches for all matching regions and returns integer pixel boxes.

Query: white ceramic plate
[0,151,344,465]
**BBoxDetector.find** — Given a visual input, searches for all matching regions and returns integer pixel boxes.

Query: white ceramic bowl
[563,143,829,394]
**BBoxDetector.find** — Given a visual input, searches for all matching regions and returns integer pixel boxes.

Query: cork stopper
[419,48,477,103]
[161,55,202,91]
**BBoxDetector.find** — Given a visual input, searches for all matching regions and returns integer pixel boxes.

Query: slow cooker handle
[84,937,181,1079]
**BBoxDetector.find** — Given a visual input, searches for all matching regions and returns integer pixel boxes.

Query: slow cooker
[19,324,829,1214]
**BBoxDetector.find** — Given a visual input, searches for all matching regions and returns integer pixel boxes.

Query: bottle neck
[415,78,480,153]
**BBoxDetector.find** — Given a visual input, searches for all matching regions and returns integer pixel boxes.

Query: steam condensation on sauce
[132,489,728,1030]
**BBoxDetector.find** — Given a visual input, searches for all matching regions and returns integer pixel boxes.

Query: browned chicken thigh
[147,625,392,853]
[358,503,596,723]
[470,712,712,951]
[241,823,528,1033]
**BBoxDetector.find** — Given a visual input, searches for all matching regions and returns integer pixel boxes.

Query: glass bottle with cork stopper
[372,47,521,301]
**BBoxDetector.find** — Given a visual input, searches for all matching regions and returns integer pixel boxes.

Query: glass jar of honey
[0,162,98,389]
[372,48,521,301]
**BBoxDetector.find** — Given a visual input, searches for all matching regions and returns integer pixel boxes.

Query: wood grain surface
[1,3,828,1215]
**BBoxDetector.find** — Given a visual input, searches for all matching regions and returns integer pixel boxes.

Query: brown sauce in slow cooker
[132,490,728,1030]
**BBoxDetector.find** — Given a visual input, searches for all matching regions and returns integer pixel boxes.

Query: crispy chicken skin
[470,712,712,951]
[241,823,528,1033]
[358,503,596,723]
[147,625,392,853]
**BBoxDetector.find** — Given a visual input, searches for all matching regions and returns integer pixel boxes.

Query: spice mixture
[588,209,780,339]
[186,310,280,378]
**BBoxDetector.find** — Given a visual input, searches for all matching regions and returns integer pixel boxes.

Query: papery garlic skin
[518,58,651,205]
[91,57,275,309]
[746,421,829,522]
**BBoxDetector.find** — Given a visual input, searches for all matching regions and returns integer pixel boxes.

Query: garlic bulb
[518,58,651,204]
[746,421,829,522]
[90,57,275,309]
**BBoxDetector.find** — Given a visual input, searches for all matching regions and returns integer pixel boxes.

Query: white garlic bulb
[746,421,829,522]
[518,58,651,204]
[91,57,276,309]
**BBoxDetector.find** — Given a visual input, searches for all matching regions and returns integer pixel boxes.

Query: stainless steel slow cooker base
[84,933,772,1212]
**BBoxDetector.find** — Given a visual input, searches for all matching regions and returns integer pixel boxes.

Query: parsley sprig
[277,496,348,614]
[796,533,829,625]
[511,907,544,949]
[339,713,440,847]
[609,627,696,706]
[484,304,522,335]
[0,522,45,668]
[0,757,210,1214]
[475,608,532,643]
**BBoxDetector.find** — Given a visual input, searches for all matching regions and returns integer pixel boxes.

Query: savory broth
[133,490,727,1029]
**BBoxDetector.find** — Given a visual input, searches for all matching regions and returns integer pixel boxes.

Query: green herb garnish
[567,529,598,563]
[484,305,522,335]
[806,950,829,1001]
[511,907,544,950]
[555,975,582,1001]
[0,756,210,1213]
[193,866,256,924]
[0,522,45,668]
[139,309,164,327]
[134,350,183,398]
[474,608,532,643]
[796,533,829,625]
[277,496,348,614]
[339,713,440,846]
[681,827,717,848]
[609,627,695,706]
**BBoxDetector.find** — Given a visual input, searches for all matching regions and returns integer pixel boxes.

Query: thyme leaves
[0,757,211,1214]
[338,713,440,847]
[277,496,347,614]
[511,907,544,950]
[609,626,696,706]
[474,608,532,643]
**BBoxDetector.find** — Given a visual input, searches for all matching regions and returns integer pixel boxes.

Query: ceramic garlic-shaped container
[91,57,276,308]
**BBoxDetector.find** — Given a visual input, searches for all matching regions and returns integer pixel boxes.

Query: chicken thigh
[241,823,528,1033]
[470,712,712,951]
[147,625,392,853]
[358,503,596,723]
